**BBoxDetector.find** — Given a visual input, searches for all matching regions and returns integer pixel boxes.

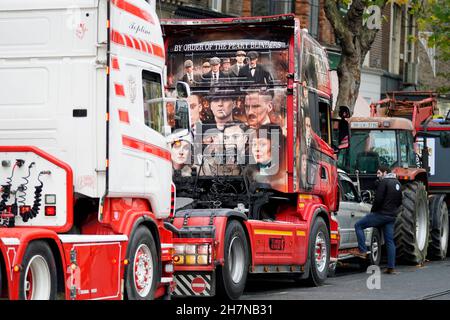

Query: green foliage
[331,0,449,66]
[325,0,449,107]
[414,0,450,61]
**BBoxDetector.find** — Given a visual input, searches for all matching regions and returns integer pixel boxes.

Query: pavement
[241,258,450,300]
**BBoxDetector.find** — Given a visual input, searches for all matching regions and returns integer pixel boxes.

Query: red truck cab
[162,15,341,299]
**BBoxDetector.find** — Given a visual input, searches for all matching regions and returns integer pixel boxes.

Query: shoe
[348,248,368,259]
[383,268,397,274]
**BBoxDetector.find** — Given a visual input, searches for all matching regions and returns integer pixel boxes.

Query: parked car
[335,170,382,268]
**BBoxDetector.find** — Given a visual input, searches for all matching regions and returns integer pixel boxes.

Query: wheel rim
[133,244,153,297]
[315,231,327,273]
[228,236,245,284]
[441,211,449,253]
[24,255,51,300]
[371,236,379,262]
[416,199,428,251]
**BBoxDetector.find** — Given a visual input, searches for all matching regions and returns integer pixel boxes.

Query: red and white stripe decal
[7,248,17,281]
[111,0,155,24]
[161,277,173,283]
[111,29,125,46]
[115,83,125,97]
[124,34,133,48]
[1,237,20,245]
[140,39,150,53]
[122,135,171,161]
[111,29,164,59]
[58,234,128,243]
[118,109,130,123]
[132,37,141,50]
[111,56,120,70]
[151,43,164,58]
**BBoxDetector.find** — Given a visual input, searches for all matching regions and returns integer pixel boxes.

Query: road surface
[241,258,450,300]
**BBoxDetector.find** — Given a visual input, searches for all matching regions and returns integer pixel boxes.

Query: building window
[224,0,243,15]
[210,0,223,12]
[309,0,320,39]
[389,3,402,74]
[252,0,294,16]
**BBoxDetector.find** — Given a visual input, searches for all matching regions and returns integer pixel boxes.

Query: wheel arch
[304,207,331,264]
[303,204,336,262]
[414,173,428,190]
[312,208,330,233]
[127,216,162,277]
[227,215,252,267]
[394,168,428,188]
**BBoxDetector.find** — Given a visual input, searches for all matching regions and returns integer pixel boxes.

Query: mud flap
[172,272,215,297]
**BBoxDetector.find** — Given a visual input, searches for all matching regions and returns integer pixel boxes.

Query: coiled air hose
[21,170,47,222]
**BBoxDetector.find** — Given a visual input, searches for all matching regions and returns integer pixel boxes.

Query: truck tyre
[395,181,429,265]
[305,216,330,286]
[217,220,249,300]
[427,195,449,260]
[19,241,57,300]
[125,226,159,300]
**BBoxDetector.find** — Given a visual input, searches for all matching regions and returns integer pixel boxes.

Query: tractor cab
[337,117,417,191]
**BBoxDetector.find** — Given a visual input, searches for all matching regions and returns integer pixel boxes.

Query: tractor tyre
[427,195,449,260]
[394,181,429,265]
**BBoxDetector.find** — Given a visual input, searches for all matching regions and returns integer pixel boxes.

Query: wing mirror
[176,81,191,99]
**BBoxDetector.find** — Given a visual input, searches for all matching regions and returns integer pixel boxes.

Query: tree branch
[346,0,365,34]
[323,0,355,55]
[360,27,378,53]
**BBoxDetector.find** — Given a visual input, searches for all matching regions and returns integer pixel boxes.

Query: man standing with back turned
[350,166,402,274]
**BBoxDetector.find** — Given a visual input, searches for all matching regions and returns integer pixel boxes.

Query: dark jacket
[238,64,273,85]
[230,63,245,77]
[338,118,350,148]
[371,173,402,216]
[202,71,230,84]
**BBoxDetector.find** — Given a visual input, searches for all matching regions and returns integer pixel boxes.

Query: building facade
[156,0,449,114]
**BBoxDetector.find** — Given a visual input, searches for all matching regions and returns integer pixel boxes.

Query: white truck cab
[0,0,185,300]
[0,0,184,226]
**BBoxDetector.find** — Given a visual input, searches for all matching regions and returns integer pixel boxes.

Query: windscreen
[166,29,290,192]
[338,130,398,174]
